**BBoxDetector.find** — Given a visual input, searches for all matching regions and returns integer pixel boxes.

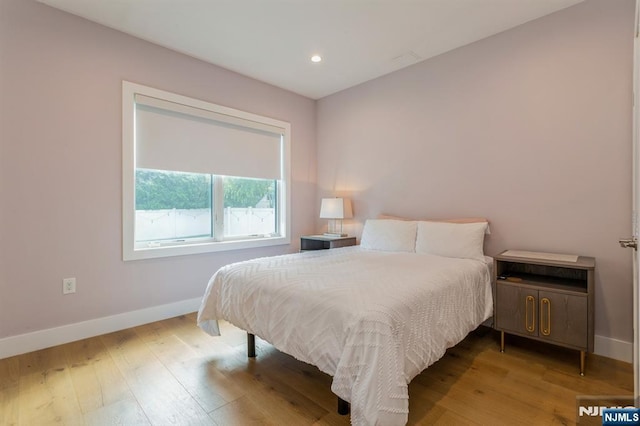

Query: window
[122,81,290,260]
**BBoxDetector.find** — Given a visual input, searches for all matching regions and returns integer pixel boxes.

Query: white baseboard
[0,297,201,360]
[594,334,633,363]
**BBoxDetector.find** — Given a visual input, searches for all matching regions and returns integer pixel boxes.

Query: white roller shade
[135,94,283,180]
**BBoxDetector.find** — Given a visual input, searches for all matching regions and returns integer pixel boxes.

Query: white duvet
[198,246,493,426]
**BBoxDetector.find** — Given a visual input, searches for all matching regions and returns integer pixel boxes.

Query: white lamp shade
[319,198,353,219]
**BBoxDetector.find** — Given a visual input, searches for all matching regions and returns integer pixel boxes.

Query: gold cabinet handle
[541,298,551,336]
[525,295,536,333]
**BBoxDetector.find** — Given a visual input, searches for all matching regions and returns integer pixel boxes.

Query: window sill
[124,235,291,261]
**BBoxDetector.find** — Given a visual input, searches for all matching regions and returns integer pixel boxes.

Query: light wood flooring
[0,313,633,425]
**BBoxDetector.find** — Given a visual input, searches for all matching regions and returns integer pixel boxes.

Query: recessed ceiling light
[311,55,322,63]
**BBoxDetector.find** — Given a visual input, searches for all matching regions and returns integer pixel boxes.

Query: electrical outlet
[62,277,76,294]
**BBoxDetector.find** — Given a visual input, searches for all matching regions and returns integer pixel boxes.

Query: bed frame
[247,333,350,415]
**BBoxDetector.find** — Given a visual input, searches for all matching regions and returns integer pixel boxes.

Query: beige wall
[0,0,317,338]
[317,0,635,343]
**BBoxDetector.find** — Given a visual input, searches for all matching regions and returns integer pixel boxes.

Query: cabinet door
[538,290,587,349]
[496,282,539,337]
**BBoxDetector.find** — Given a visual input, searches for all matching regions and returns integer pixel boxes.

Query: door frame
[633,0,639,407]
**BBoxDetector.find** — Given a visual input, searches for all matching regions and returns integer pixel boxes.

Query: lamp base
[323,232,348,238]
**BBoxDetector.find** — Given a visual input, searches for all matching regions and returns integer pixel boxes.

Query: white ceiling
[38,0,583,100]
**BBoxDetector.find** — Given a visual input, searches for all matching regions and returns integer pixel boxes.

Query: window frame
[122,81,291,261]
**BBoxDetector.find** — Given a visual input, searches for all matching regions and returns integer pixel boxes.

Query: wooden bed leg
[337,397,350,415]
[247,333,256,358]
[500,331,505,353]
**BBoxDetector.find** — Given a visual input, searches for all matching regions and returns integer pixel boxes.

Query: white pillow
[415,221,487,260]
[360,219,417,252]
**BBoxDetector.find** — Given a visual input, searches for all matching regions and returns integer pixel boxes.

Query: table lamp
[320,198,352,237]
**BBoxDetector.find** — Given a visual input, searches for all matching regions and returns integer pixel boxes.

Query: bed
[197,219,493,426]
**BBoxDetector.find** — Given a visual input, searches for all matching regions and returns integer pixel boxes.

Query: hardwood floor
[0,313,632,425]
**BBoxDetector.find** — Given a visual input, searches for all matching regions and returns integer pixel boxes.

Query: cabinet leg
[580,350,585,376]
[500,331,505,353]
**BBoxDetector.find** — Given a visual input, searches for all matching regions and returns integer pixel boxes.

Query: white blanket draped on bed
[197,246,493,426]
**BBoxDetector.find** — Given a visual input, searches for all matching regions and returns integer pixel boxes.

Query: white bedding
[197,246,493,426]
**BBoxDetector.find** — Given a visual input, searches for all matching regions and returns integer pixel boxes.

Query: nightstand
[493,250,595,375]
[300,235,356,251]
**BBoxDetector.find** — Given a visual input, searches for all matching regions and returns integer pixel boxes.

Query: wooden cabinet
[300,235,356,251]
[493,251,595,375]
[497,283,588,348]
